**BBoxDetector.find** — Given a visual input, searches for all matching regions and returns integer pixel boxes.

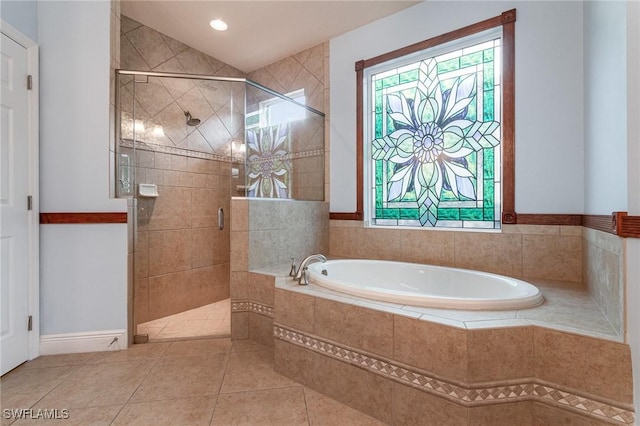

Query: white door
[1,32,30,375]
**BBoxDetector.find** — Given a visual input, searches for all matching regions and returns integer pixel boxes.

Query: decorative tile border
[121,139,324,165]
[120,139,231,162]
[247,149,324,165]
[274,325,634,425]
[231,300,274,318]
[534,385,634,424]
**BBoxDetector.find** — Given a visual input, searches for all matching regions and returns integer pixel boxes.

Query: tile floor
[0,338,385,425]
[137,299,230,341]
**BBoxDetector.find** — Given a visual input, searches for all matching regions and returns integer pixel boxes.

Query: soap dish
[138,183,159,198]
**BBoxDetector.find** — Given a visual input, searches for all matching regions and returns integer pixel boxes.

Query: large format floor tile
[35,360,155,409]
[163,338,232,358]
[220,349,297,393]
[112,396,216,426]
[130,353,227,401]
[303,388,387,426]
[1,367,77,422]
[1,337,391,426]
[12,405,122,426]
[212,387,308,426]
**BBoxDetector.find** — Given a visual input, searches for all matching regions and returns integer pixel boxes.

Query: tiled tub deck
[231,266,633,425]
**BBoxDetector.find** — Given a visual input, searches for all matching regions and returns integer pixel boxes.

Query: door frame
[1,19,40,361]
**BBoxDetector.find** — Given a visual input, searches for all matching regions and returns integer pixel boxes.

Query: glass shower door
[117,71,239,342]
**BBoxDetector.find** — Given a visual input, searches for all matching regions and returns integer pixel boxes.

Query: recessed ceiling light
[209,19,228,31]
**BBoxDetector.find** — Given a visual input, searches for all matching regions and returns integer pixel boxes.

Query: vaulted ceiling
[121,1,421,73]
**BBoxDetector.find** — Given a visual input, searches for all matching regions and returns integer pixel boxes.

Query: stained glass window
[244,89,305,199]
[367,38,502,229]
[246,124,292,198]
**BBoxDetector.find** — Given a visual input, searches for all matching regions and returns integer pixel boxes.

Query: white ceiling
[121,1,421,73]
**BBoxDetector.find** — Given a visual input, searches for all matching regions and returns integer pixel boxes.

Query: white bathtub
[306,259,544,310]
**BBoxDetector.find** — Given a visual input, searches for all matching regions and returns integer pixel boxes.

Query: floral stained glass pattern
[369,39,501,229]
[246,124,291,198]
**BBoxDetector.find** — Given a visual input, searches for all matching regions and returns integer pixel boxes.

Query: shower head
[184,111,201,126]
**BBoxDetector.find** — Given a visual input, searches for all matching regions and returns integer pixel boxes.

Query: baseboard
[39,329,127,355]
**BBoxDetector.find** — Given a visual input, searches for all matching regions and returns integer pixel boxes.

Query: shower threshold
[137,298,230,341]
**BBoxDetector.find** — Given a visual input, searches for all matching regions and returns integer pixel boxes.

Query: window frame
[330,9,516,224]
[364,30,503,229]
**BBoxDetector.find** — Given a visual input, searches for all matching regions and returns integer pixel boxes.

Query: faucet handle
[299,267,309,286]
[289,258,297,277]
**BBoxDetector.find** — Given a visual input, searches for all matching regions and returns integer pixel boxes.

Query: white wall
[624,0,640,414]
[627,0,640,217]
[38,1,127,335]
[40,225,127,334]
[582,0,640,412]
[1,1,38,42]
[39,1,122,213]
[330,1,584,214]
[583,1,627,215]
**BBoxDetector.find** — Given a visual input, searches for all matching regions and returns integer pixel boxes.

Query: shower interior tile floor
[137,299,230,341]
[0,338,385,425]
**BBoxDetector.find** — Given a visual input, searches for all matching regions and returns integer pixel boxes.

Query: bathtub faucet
[293,254,327,285]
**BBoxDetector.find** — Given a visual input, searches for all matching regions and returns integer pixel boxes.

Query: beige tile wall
[248,42,330,202]
[467,327,534,382]
[394,314,468,382]
[119,15,242,334]
[230,198,249,340]
[532,402,606,426]
[247,200,329,270]
[131,148,230,325]
[247,43,327,115]
[274,287,633,424]
[289,122,325,201]
[248,312,274,348]
[583,228,625,336]
[245,272,276,347]
[469,402,533,426]
[119,17,332,344]
[313,353,394,424]
[315,298,394,359]
[119,19,328,202]
[329,221,583,283]
[534,327,632,404]
[230,198,329,339]
[392,382,468,425]
[119,16,245,158]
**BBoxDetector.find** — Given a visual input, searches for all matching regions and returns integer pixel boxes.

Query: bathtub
[306,259,543,310]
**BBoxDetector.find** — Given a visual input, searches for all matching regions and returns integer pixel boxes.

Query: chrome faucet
[293,254,327,285]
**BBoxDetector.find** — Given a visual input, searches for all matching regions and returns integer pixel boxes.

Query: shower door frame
[117,70,245,343]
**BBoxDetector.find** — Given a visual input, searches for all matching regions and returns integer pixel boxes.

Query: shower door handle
[218,207,224,230]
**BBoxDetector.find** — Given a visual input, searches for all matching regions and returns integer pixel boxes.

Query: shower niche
[115,70,325,341]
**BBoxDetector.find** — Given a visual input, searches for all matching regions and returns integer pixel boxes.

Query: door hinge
[27,315,33,331]
[27,75,33,90]
[27,195,32,211]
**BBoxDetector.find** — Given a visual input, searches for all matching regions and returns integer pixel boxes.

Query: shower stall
[115,70,325,342]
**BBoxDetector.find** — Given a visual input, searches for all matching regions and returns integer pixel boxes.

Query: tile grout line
[108,355,161,424]
[300,387,312,426]
[217,384,305,397]
[16,362,86,415]
[208,343,234,425]
[11,354,156,425]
